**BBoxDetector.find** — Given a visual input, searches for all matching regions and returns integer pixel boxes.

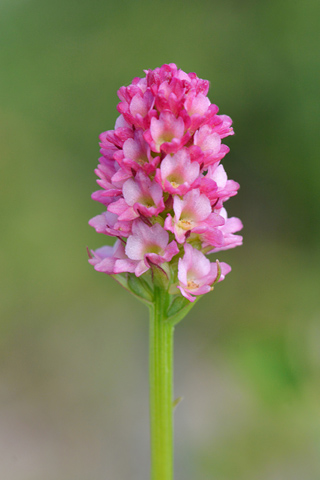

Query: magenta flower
[89,63,242,302]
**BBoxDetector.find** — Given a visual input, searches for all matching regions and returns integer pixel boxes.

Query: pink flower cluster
[89,64,242,302]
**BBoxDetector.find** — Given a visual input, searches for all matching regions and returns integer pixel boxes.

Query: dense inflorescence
[89,64,242,302]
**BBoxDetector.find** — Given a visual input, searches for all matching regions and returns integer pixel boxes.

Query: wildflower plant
[88,64,242,480]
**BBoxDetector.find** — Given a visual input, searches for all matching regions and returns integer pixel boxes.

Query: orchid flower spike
[89,63,242,306]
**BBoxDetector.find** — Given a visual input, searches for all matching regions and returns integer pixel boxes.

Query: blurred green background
[1,0,320,478]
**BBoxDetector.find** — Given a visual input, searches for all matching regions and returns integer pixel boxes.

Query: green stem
[149,287,174,480]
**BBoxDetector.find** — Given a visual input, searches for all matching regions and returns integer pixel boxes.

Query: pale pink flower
[209,114,234,138]
[154,77,187,115]
[144,111,190,154]
[204,208,243,253]
[89,240,136,274]
[114,114,131,129]
[193,124,229,167]
[155,149,199,195]
[184,92,211,117]
[93,157,122,195]
[199,163,240,207]
[125,220,179,277]
[187,227,225,251]
[91,156,129,206]
[118,89,155,130]
[177,244,231,302]
[164,189,223,243]
[184,91,219,132]
[99,127,133,157]
[89,211,132,238]
[117,129,160,175]
[108,170,165,221]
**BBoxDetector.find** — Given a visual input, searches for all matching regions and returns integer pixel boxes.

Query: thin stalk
[149,287,174,480]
